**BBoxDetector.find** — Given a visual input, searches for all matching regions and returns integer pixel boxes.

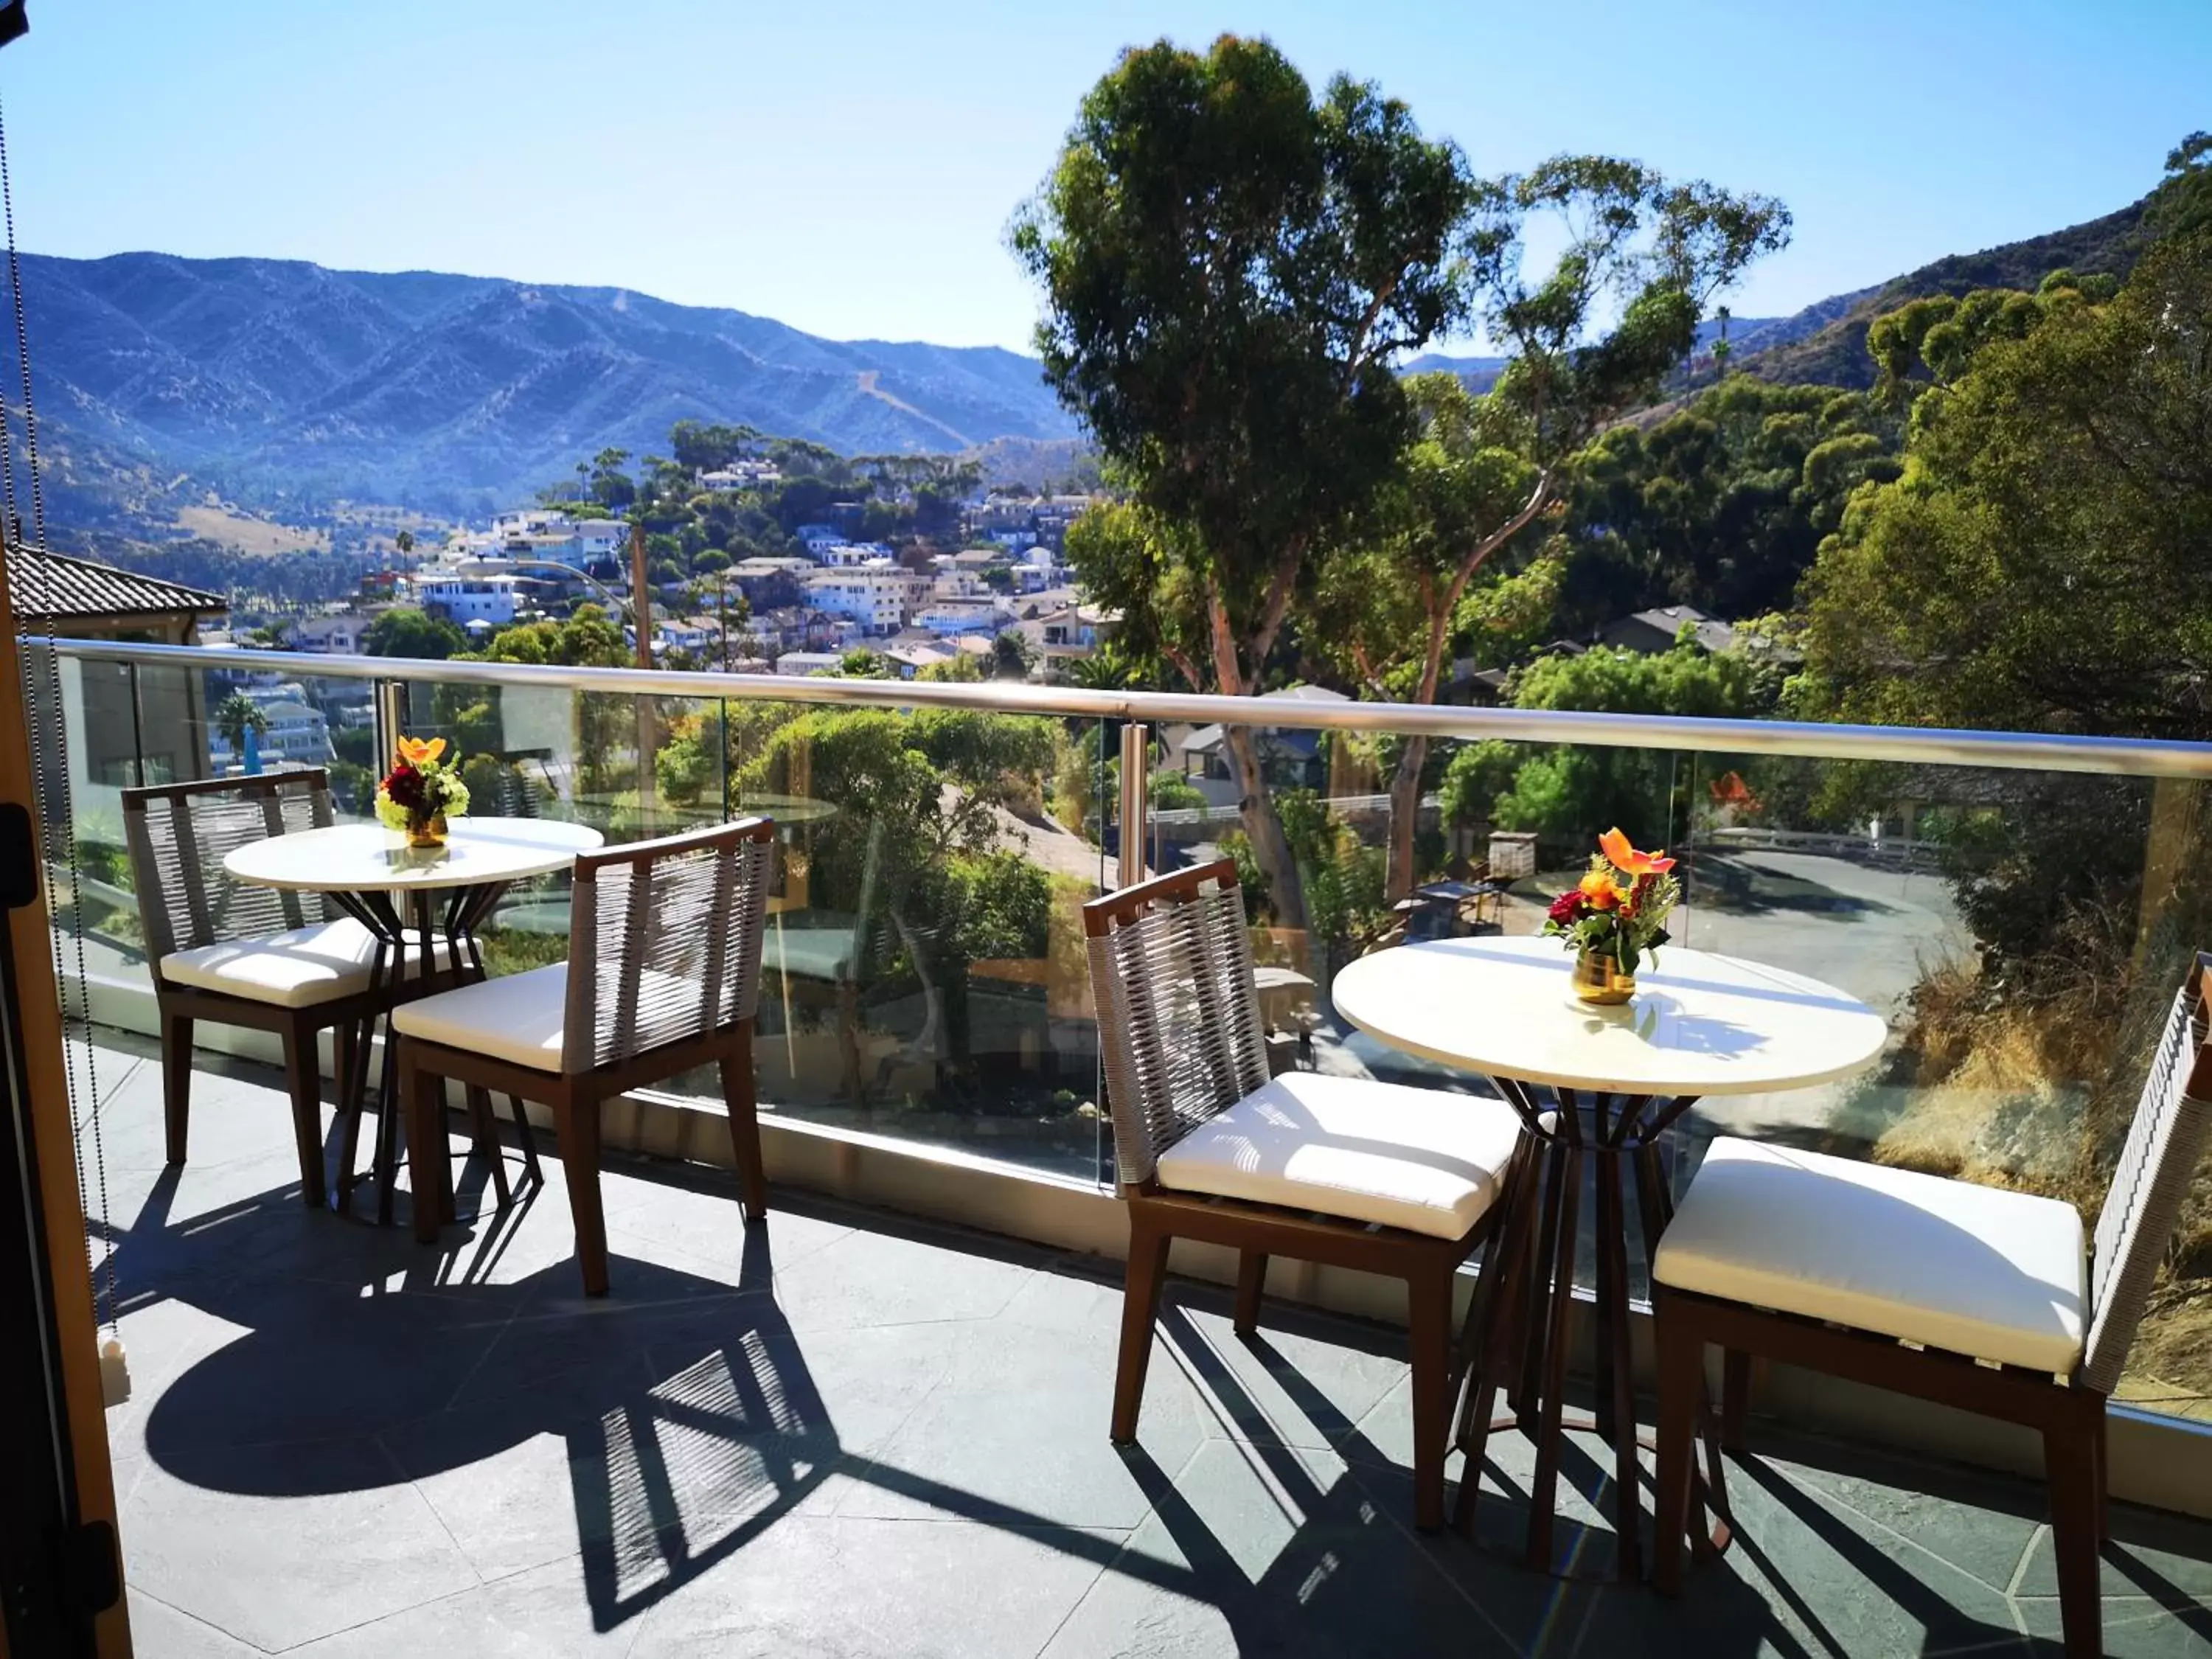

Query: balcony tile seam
[1338,1453,1583,1659]
[127,1584,279,1657]
[1023,1431,1215,1659]
[366,1431,493,1604]
[1767,1457,2037,1601]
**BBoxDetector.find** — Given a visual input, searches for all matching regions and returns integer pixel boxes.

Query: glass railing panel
[1672,753,2211,1418]
[401,677,1111,1183]
[26,644,153,1000]
[716,693,1107,1180]
[39,640,2212,1422]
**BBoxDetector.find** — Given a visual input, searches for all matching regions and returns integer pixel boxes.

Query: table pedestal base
[1453,1084,1733,1582]
[324,882,542,1226]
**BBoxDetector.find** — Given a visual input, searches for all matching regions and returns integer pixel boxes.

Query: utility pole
[628,520,653,671]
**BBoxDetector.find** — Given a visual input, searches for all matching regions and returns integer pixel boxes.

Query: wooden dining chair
[1652,954,2212,1658]
[1085,859,1528,1529]
[124,769,427,1208]
[397,818,776,1295]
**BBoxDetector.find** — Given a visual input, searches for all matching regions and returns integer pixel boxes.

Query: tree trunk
[1385,734,1428,904]
[1221,722,1308,936]
[890,906,948,1065]
[1204,588,1309,939]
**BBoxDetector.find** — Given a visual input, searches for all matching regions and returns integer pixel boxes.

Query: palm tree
[214,692,269,775]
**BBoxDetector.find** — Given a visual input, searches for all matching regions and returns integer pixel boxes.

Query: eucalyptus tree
[1326,159,1790,897]
[1013,35,1475,931]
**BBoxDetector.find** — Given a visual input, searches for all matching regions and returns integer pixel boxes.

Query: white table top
[1331,934,1888,1097]
[223,818,605,894]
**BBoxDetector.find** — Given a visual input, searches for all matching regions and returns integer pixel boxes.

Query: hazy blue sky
[1,1,2205,352]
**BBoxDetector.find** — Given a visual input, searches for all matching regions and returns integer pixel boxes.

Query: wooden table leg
[1454,1086,1728,1582]
[1524,1140,1581,1571]
[1453,1134,1540,1534]
[1596,1143,1644,1581]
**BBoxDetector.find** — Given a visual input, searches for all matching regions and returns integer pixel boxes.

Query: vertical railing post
[372,680,406,773]
[125,662,145,788]
[1118,721,1148,889]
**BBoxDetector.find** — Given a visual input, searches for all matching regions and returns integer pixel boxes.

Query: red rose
[1546,890,1584,924]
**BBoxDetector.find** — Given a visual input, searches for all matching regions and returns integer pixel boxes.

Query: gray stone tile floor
[72,1037,2212,1657]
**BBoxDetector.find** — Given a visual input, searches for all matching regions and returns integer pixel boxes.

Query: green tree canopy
[1802,230,2212,741]
[364,606,465,661]
[1313,153,1789,896]
[732,706,1056,1075]
[1441,642,1758,853]
[1015,34,1476,928]
[1554,379,1899,633]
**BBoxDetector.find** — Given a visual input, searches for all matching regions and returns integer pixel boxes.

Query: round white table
[1332,934,1888,1579]
[226,816,605,1222]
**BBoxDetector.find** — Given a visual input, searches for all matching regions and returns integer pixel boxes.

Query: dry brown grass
[175,504,328,555]
[1871,907,2212,1413]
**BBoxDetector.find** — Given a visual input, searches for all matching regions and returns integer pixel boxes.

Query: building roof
[1182,685,1350,757]
[6,544,226,622]
[1599,605,1735,655]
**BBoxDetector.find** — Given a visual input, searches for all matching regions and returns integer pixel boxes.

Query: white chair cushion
[392,963,569,1073]
[1153,1073,1525,1241]
[161,919,447,1010]
[1653,1136,2086,1374]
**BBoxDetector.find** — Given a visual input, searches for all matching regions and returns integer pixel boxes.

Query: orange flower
[1599,827,1675,878]
[1578,870,1619,910]
[395,735,447,768]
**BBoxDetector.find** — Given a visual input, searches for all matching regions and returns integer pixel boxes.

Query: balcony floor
[78,1037,2212,1658]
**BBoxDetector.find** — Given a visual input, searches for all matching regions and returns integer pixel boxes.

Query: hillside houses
[245,476,1114,686]
[470,509,627,572]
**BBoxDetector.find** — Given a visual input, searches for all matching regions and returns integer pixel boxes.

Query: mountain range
[4,181,2161,542]
[6,253,1079,517]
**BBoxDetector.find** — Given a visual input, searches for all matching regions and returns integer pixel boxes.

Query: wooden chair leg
[1408,1261,1455,1532]
[555,1101,610,1297]
[1721,1348,1753,1451]
[277,1024,327,1210]
[465,1084,512,1207]
[2093,1406,2111,1544]
[160,1010,193,1166]
[1651,1297,1705,1598]
[1233,1251,1267,1338]
[1111,1214,1170,1444]
[2046,1408,2107,1658]
[333,1021,357,1114]
[720,1029,768,1224]
[508,1094,543,1186]
[404,1048,445,1244]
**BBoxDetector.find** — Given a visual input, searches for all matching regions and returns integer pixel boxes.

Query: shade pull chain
[0,88,125,1405]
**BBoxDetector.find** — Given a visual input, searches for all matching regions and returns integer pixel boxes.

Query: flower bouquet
[375,735,470,848]
[1542,827,1680,1005]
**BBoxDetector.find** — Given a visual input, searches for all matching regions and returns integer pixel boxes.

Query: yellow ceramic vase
[1571,949,1636,1006]
[406,813,448,849]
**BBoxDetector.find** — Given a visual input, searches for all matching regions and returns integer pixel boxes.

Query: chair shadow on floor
[101,1139,2192,1655]
[105,1155,1459,1641]
[1736,1449,2212,1652]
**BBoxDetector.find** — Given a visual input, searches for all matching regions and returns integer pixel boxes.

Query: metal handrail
[39,636,2212,780]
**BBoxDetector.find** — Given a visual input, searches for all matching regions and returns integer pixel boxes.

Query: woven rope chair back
[1083,859,1270,1189]
[122,771,335,961]
[561,817,775,1074]
[2079,953,2212,1392]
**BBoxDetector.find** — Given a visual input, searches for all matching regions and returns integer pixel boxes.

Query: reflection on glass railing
[37,648,2212,1420]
